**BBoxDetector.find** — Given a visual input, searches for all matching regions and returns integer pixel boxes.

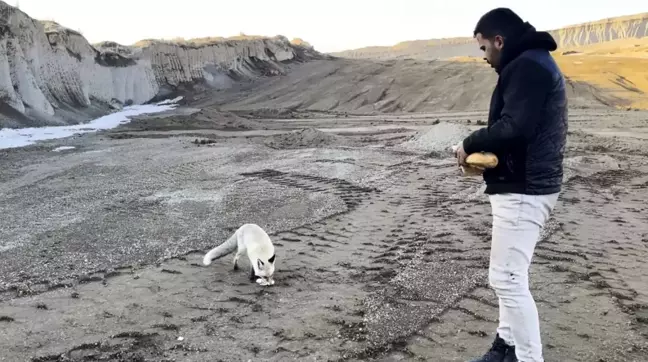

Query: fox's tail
[203,233,238,266]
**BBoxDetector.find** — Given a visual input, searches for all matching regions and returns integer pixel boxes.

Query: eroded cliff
[332,12,648,60]
[0,1,317,128]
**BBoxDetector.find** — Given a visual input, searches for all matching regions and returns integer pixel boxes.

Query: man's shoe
[468,334,514,362]
[503,345,517,362]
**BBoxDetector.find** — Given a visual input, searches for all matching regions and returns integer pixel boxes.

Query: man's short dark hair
[474,8,526,39]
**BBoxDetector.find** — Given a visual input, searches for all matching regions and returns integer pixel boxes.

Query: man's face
[475,33,504,69]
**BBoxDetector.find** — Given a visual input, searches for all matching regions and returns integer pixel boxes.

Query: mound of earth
[562,154,621,182]
[194,109,266,130]
[265,127,348,149]
[119,108,266,131]
[400,122,472,154]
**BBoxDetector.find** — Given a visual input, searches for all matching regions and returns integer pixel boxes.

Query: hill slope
[198,57,630,114]
[2,2,647,130]
[327,12,648,110]
[332,12,648,60]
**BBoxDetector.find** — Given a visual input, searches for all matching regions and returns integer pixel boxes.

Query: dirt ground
[188,58,636,114]
[330,36,648,110]
[1,94,648,362]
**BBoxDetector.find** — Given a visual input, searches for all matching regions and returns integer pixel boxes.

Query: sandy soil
[179,57,630,116]
[449,39,648,110]
[324,37,648,112]
[1,98,648,361]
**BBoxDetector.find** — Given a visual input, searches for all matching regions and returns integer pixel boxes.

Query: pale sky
[11,0,648,53]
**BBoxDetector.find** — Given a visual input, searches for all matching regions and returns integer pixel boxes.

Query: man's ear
[493,35,505,50]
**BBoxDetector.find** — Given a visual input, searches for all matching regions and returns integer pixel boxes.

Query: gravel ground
[1,108,648,361]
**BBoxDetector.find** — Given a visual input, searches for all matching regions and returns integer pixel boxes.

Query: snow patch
[156,96,184,105]
[52,146,76,152]
[0,98,181,150]
[144,188,225,205]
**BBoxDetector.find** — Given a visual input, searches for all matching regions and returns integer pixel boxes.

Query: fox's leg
[249,267,256,282]
[233,248,245,271]
[233,235,246,271]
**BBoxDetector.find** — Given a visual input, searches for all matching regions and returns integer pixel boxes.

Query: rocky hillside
[0,1,319,128]
[552,13,648,48]
[333,12,648,60]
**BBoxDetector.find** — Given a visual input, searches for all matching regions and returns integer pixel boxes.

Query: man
[454,8,568,362]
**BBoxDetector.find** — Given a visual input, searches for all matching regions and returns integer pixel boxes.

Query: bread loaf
[465,152,498,169]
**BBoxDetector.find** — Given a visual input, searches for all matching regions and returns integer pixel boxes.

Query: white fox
[203,224,276,286]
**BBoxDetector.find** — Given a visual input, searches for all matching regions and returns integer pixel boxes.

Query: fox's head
[255,254,276,282]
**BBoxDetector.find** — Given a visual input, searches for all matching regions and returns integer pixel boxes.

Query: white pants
[488,192,559,362]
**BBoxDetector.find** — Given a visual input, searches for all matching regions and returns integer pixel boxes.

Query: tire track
[372,160,648,361]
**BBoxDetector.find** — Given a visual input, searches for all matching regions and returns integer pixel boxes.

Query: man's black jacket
[462,24,568,195]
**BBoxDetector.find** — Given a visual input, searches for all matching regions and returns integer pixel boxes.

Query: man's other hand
[455,144,468,167]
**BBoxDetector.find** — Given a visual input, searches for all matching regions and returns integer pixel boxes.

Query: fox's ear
[268,254,276,263]
[257,259,264,268]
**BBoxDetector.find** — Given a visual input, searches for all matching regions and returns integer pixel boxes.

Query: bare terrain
[2,68,648,360]
[2,8,648,361]
[176,57,640,115]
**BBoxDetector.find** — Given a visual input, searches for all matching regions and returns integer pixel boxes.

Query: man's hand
[455,144,468,167]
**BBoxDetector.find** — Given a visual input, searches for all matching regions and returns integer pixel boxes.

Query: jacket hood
[496,22,558,73]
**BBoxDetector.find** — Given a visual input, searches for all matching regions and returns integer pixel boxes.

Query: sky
[11,0,648,53]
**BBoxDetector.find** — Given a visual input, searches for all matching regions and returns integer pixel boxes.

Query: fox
[202,224,276,286]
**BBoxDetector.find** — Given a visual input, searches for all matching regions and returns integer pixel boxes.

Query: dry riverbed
[1,107,648,361]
